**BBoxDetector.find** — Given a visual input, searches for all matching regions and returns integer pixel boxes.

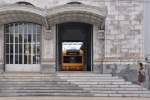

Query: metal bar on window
[13,23,15,64]
[30,24,34,64]
[27,23,28,64]
[22,23,24,64]
[18,23,19,64]
[36,24,37,64]
[8,24,10,64]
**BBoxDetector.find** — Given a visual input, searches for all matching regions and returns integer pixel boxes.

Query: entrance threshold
[57,71,93,73]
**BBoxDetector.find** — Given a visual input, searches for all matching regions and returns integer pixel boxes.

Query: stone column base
[0,64,4,73]
[93,64,103,73]
[41,64,56,73]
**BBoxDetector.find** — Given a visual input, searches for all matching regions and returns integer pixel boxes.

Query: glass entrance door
[57,22,92,71]
[62,42,84,71]
[4,22,41,72]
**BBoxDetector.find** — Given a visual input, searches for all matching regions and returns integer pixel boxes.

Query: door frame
[56,22,93,71]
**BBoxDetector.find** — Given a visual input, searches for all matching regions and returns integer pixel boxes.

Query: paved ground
[0,97,150,100]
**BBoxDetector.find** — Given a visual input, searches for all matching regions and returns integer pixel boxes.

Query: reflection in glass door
[62,42,84,71]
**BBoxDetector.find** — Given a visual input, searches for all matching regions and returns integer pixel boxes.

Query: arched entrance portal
[47,3,107,72]
[57,22,92,71]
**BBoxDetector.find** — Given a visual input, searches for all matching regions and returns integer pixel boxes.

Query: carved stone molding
[0,4,44,16]
[0,3,107,26]
[0,4,45,25]
[47,4,107,25]
[48,4,107,17]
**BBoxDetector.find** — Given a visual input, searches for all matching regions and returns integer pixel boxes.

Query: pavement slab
[0,97,150,100]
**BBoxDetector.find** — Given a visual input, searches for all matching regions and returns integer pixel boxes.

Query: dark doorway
[56,22,92,71]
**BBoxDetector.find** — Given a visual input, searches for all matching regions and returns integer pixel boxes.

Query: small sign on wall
[45,29,53,40]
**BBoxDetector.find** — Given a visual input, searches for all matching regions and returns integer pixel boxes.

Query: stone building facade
[0,0,144,77]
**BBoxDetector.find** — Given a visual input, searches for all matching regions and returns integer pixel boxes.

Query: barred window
[4,22,41,64]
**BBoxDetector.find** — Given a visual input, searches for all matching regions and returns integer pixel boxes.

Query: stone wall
[0,0,105,8]
[0,0,145,73]
[105,0,144,61]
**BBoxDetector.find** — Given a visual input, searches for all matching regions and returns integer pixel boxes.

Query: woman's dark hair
[139,63,143,67]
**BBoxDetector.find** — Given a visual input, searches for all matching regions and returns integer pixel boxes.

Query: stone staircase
[0,73,92,96]
[57,72,150,97]
[0,72,150,97]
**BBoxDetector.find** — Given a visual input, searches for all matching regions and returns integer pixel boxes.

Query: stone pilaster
[0,25,4,73]
[93,25,105,73]
[41,25,56,73]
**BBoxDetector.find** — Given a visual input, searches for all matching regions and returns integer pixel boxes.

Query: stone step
[1,73,111,76]
[119,84,141,88]
[0,78,59,80]
[0,83,77,86]
[63,82,130,85]
[57,74,112,77]
[0,83,76,87]
[58,75,118,77]
[94,93,150,97]
[0,85,146,90]
[57,76,113,78]
[78,84,141,88]
[0,85,79,87]
[0,92,93,96]
[0,87,83,90]
[0,82,72,85]
[0,77,122,80]
[0,77,59,78]
[65,81,131,85]
[0,74,56,77]
[84,87,147,91]
[91,90,150,94]
[0,80,70,82]
[0,79,125,83]
[117,91,150,94]
[1,87,146,91]
[63,79,125,82]
[59,77,122,80]
[0,76,115,79]
[0,80,126,83]
[1,92,150,97]
[0,77,59,79]
[0,89,89,93]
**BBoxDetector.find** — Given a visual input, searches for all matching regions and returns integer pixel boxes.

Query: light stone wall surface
[105,0,144,62]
